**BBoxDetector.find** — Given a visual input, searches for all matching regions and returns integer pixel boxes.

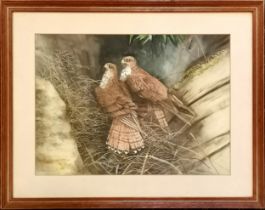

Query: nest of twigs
[36,50,210,175]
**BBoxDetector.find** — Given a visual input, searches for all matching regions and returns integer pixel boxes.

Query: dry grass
[36,50,214,175]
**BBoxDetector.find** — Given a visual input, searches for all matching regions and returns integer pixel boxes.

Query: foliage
[129,34,186,46]
[127,34,187,60]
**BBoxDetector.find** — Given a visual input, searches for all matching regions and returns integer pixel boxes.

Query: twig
[122,162,134,175]
[115,164,119,175]
[140,150,150,175]
[148,155,183,174]
[175,156,210,169]
[177,144,204,158]
[189,132,219,174]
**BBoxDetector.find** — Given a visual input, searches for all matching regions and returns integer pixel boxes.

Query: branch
[148,155,183,174]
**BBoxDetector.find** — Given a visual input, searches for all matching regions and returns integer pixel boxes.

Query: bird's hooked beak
[104,64,109,69]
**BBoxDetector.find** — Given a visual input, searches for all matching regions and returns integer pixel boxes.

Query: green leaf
[142,38,149,45]
[129,35,136,45]
[176,35,185,43]
[168,35,177,45]
[142,35,152,45]
[129,34,186,46]
[149,35,153,41]
[138,35,148,41]
[169,35,186,46]
[162,35,167,44]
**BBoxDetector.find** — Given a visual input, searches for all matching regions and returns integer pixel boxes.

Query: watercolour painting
[35,34,230,175]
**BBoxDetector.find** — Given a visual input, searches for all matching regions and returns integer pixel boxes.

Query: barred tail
[107,117,144,154]
[153,105,168,129]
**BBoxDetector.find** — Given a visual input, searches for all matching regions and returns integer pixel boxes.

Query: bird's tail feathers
[120,112,147,137]
[107,118,144,154]
[152,105,169,129]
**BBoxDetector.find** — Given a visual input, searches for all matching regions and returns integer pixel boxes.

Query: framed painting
[0,0,264,209]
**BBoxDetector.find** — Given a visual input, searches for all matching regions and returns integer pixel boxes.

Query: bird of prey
[120,56,194,133]
[95,63,144,154]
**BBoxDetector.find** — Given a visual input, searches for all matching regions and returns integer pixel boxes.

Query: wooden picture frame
[0,0,264,208]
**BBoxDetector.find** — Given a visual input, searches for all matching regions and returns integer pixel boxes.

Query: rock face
[35,77,83,175]
[176,49,230,175]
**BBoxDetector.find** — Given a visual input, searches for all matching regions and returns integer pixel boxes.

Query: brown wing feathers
[126,64,194,131]
[129,66,168,102]
[95,67,144,154]
[126,66,169,129]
